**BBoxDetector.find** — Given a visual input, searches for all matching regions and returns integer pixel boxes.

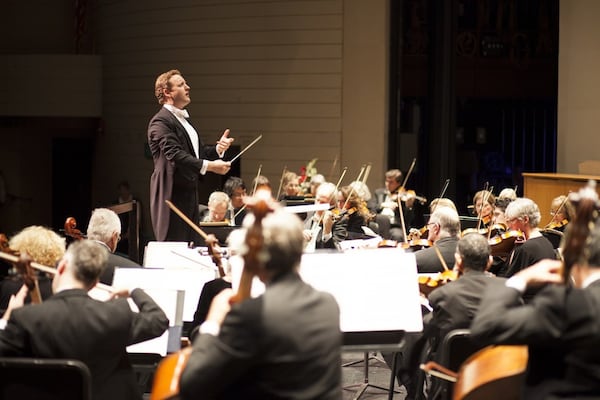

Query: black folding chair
[0,357,92,400]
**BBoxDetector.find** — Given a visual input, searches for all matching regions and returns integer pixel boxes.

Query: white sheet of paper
[126,288,183,356]
[231,248,423,334]
[113,267,216,321]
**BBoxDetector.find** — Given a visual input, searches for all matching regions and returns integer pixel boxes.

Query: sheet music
[113,267,216,321]
[231,247,423,334]
[126,288,184,356]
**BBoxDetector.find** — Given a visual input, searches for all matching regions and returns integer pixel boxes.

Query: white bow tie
[173,108,189,119]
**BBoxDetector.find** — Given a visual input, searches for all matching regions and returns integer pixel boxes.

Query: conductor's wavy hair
[154,69,181,105]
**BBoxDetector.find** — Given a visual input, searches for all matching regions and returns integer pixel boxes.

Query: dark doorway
[52,138,93,233]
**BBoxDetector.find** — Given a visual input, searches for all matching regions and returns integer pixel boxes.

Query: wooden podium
[522,172,600,221]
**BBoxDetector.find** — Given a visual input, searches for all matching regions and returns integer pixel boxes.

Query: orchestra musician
[471,225,600,399]
[0,226,63,310]
[303,182,348,250]
[497,197,557,281]
[223,177,247,226]
[548,194,575,232]
[179,208,342,400]
[86,208,141,285]
[471,190,495,228]
[374,169,424,241]
[279,171,301,200]
[200,191,232,224]
[336,185,374,239]
[414,206,461,273]
[147,69,233,243]
[0,239,169,400]
[386,234,505,400]
[252,175,272,195]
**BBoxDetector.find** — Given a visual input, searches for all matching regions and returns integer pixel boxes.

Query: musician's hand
[206,288,234,326]
[108,288,131,299]
[322,211,334,235]
[302,229,313,242]
[206,159,231,175]
[3,284,28,321]
[381,201,397,209]
[216,129,234,154]
[516,259,563,287]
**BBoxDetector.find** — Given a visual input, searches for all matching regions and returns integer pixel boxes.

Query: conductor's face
[167,74,191,109]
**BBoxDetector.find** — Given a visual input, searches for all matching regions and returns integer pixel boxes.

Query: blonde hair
[9,226,66,267]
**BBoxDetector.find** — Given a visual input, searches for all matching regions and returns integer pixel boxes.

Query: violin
[546,218,569,231]
[0,233,42,303]
[418,269,458,297]
[488,229,525,258]
[401,238,433,251]
[392,188,428,205]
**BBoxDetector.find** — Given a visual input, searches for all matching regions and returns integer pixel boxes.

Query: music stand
[302,249,424,399]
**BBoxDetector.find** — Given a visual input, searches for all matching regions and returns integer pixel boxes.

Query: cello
[150,193,275,400]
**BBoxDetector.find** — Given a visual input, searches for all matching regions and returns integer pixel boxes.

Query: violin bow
[275,166,288,200]
[362,163,372,184]
[341,167,365,212]
[432,244,450,272]
[396,195,409,245]
[0,251,113,293]
[400,158,417,191]
[233,164,262,220]
[431,179,451,214]
[328,156,338,183]
[165,200,226,276]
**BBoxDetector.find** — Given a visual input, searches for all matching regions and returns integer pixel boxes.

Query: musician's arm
[470,280,567,346]
[127,288,170,344]
[180,297,261,399]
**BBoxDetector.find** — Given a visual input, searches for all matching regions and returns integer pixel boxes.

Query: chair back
[0,357,92,400]
[425,329,484,400]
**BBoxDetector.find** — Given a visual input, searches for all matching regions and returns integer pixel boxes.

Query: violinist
[386,234,505,400]
[414,206,460,273]
[308,173,325,197]
[0,239,169,400]
[86,208,141,285]
[223,177,247,226]
[336,185,374,239]
[375,169,424,241]
[278,171,301,200]
[179,208,342,400]
[303,182,348,250]
[497,198,557,282]
[200,191,232,225]
[547,194,574,232]
[471,190,495,228]
[0,226,63,310]
[471,200,600,399]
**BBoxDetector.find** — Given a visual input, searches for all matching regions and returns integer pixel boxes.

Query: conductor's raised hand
[207,159,231,175]
[216,129,234,154]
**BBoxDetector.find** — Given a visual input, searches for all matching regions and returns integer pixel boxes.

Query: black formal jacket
[99,249,142,285]
[180,272,343,400]
[148,107,218,241]
[0,288,169,400]
[471,279,600,399]
[414,236,459,273]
